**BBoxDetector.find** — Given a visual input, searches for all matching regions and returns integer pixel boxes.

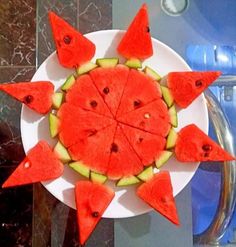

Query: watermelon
[75,181,114,245]
[49,11,95,68]
[2,141,63,188]
[167,71,221,108]
[175,124,235,161]
[137,171,179,225]
[0,81,54,114]
[65,74,113,117]
[117,3,153,60]
[116,69,162,117]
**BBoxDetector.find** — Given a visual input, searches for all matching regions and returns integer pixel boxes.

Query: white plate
[21,30,208,218]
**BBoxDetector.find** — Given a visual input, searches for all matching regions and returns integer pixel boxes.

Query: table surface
[1,1,236,246]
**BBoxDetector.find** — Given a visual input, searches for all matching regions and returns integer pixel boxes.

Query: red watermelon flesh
[0,81,54,114]
[68,123,117,174]
[89,65,129,116]
[107,125,143,180]
[65,74,113,117]
[175,124,235,162]
[167,71,221,108]
[120,124,166,166]
[117,4,153,60]
[58,103,115,147]
[49,11,95,68]
[116,69,161,117]
[117,99,171,137]
[137,171,179,225]
[2,141,64,188]
[75,181,114,245]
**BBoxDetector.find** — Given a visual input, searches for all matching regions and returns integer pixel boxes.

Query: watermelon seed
[103,87,110,94]
[92,211,99,217]
[63,35,72,44]
[195,80,203,87]
[88,129,97,136]
[144,113,151,119]
[24,162,31,169]
[146,26,150,32]
[139,137,143,143]
[202,144,212,152]
[139,121,145,127]
[90,100,98,108]
[204,152,209,157]
[110,143,118,153]
[23,95,33,104]
[134,100,141,108]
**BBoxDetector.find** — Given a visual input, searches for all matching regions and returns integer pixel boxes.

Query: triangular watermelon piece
[107,125,143,180]
[175,124,235,161]
[117,4,153,60]
[2,141,64,188]
[117,99,171,137]
[66,74,113,117]
[120,124,166,166]
[0,81,54,114]
[89,65,129,116]
[137,171,179,225]
[116,69,161,117]
[49,11,95,68]
[167,71,221,108]
[58,103,116,147]
[75,181,114,245]
[68,123,117,174]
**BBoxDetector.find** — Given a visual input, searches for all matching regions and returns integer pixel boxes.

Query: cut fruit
[49,113,60,138]
[117,4,153,60]
[76,62,97,75]
[96,58,119,68]
[49,12,95,68]
[52,92,64,109]
[137,166,153,182]
[90,172,107,184]
[0,81,54,114]
[143,66,161,81]
[168,105,178,127]
[54,141,71,163]
[167,71,221,108]
[137,171,179,225]
[117,176,140,186]
[75,181,114,245]
[61,74,76,91]
[175,124,235,162]
[166,128,178,149]
[125,59,142,69]
[155,151,173,168]
[69,161,90,178]
[161,86,174,108]
[2,141,63,188]
[116,69,162,117]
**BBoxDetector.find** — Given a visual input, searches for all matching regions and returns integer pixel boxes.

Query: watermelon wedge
[75,181,114,245]
[0,81,54,114]
[117,3,153,60]
[2,141,63,188]
[49,11,95,68]
[175,124,235,161]
[137,171,179,225]
[167,71,221,108]
[65,74,113,117]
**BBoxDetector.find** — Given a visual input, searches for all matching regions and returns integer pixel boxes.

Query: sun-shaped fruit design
[0,4,234,245]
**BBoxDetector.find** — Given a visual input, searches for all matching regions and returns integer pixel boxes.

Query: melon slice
[2,141,63,188]
[117,99,171,137]
[0,81,54,114]
[48,11,95,68]
[137,171,179,225]
[89,65,129,116]
[167,71,221,108]
[65,74,113,117]
[137,166,154,182]
[75,181,114,245]
[117,69,161,117]
[175,124,235,161]
[117,3,153,60]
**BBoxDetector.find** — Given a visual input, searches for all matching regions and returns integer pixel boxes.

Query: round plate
[21,30,208,218]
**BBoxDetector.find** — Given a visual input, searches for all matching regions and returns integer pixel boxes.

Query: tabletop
[1,1,236,246]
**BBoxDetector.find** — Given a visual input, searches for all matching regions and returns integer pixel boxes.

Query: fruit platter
[1,3,235,245]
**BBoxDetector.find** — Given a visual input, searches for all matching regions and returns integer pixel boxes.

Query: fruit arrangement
[1,3,235,245]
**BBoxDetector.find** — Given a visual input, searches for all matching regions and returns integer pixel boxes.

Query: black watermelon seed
[63,35,72,44]
[90,100,98,108]
[92,211,99,217]
[103,87,109,94]
[202,144,212,152]
[23,95,34,104]
[110,143,118,153]
[195,80,203,87]
[139,137,143,143]
[146,26,150,32]
[134,100,141,108]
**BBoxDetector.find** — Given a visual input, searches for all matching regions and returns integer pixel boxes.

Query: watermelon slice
[75,181,114,245]
[0,81,54,114]
[117,3,153,60]
[116,69,161,117]
[117,99,171,137]
[58,103,115,147]
[49,11,95,68]
[89,65,129,116]
[137,171,179,225]
[167,71,221,108]
[65,74,113,117]
[120,124,166,166]
[2,141,63,188]
[175,124,235,161]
